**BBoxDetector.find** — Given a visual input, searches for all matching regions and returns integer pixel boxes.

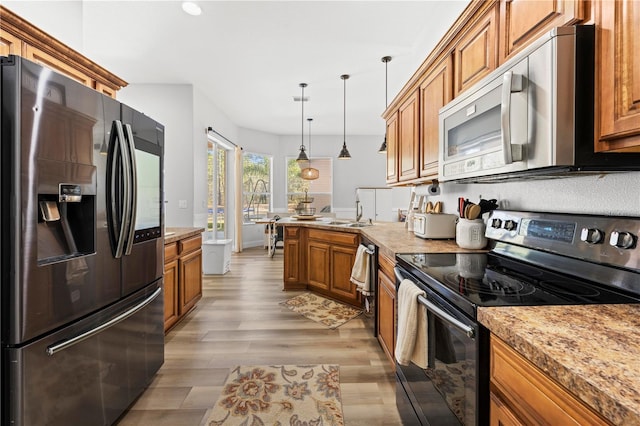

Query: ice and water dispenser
[37,183,95,267]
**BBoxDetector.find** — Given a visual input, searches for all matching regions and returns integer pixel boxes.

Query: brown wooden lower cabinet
[283,226,362,307]
[377,252,396,366]
[490,334,611,425]
[163,232,203,332]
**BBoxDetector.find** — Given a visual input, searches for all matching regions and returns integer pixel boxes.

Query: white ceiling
[6,0,469,136]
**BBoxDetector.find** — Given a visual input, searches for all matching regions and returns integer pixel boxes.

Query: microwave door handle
[500,71,523,165]
[123,123,138,256]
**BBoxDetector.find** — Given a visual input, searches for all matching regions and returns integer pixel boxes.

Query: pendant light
[301,118,319,180]
[296,83,309,163]
[378,56,392,154]
[338,74,351,159]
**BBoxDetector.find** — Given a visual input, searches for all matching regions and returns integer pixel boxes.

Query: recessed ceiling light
[182,1,202,16]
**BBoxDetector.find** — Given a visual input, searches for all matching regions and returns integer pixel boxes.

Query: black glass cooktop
[396,252,640,319]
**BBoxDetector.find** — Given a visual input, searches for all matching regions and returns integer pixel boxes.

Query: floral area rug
[206,364,344,426]
[280,293,363,329]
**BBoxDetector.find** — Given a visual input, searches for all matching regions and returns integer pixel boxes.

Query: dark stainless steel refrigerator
[1,55,165,425]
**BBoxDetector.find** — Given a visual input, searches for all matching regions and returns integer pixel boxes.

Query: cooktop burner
[396,252,640,318]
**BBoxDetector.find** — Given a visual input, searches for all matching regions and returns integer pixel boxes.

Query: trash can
[202,237,232,275]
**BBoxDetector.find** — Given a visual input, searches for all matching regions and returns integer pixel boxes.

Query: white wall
[276,134,388,212]
[117,84,195,227]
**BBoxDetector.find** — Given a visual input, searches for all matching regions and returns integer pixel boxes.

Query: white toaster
[413,213,457,239]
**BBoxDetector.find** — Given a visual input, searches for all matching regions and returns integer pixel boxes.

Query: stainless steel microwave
[438,25,640,182]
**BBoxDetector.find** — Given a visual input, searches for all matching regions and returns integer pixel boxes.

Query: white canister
[456,219,487,249]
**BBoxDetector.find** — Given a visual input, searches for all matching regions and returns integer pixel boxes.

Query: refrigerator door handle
[107,120,131,259]
[45,287,162,356]
[123,123,138,255]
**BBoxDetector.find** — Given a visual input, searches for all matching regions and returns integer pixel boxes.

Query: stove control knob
[609,231,637,249]
[504,220,518,231]
[491,218,502,229]
[580,227,604,244]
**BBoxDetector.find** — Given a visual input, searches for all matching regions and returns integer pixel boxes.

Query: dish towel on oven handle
[350,244,372,296]
[395,278,428,369]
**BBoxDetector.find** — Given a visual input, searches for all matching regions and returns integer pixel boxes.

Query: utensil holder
[456,219,487,249]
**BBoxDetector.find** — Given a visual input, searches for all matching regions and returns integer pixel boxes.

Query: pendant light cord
[343,76,346,143]
[301,83,305,149]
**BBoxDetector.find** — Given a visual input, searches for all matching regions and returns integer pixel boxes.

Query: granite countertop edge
[478,305,640,425]
[164,227,205,244]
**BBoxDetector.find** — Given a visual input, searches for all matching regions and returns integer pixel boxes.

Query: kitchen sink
[346,222,371,227]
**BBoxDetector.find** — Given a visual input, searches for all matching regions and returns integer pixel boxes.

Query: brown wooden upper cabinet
[498,0,585,61]
[0,6,126,97]
[382,0,640,183]
[420,55,453,179]
[398,90,420,182]
[454,4,499,96]
[385,112,399,184]
[595,0,640,152]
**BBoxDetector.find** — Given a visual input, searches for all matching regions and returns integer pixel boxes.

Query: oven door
[394,266,488,425]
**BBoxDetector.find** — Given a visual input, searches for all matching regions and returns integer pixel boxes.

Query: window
[286,157,332,213]
[243,152,272,222]
[207,141,227,237]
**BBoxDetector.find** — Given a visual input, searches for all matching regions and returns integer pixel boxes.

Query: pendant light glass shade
[296,83,309,163]
[378,56,392,154]
[301,118,319,180]
[338,74,351,159]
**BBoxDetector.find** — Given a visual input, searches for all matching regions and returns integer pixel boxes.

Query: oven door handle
[395,267,476,339]
[418,294,476,339]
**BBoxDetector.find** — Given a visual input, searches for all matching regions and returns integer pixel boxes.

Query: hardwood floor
[116,247,403,426]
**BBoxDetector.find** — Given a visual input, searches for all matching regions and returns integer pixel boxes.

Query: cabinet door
[385,112,399,183]
[454,4,498,95]
[490,392,525,426]
[179,248,202,315]
[25,45,95,87]
[284,238,301,284]
[329,244,359,304]
[596,0,640,151]
[163,258,179,332]
[95,82,117,99]
[398,91,420,182]
[308,240,331,291]
[420,55,453,179]
[499,0,585,61]
[1,30,22,56]
[377,268,396,366]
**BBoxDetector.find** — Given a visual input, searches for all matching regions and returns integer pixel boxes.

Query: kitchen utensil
[467,204,481,220]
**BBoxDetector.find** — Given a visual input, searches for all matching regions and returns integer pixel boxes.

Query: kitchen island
[479,305,640,425]
[278,217,485,363]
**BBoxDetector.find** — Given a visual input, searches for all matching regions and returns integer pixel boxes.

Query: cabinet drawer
[178,234,202,255]
[164,242,178,262]
[379,252,396,280]
[308,229,358,246]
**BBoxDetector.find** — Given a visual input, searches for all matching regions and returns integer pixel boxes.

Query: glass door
[207,139,227,239]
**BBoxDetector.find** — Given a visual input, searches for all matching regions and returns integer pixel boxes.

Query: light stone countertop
[278,218,487,258]
[478,305,640,425]
[164,227,205,244]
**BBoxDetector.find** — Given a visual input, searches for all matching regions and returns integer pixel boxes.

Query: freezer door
[1,56,121,345]
[6,281,164,426]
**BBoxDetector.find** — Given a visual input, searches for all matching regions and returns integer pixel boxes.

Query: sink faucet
[355,200,363,223]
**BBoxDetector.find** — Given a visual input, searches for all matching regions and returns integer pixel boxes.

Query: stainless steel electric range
[394,210,640,425]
